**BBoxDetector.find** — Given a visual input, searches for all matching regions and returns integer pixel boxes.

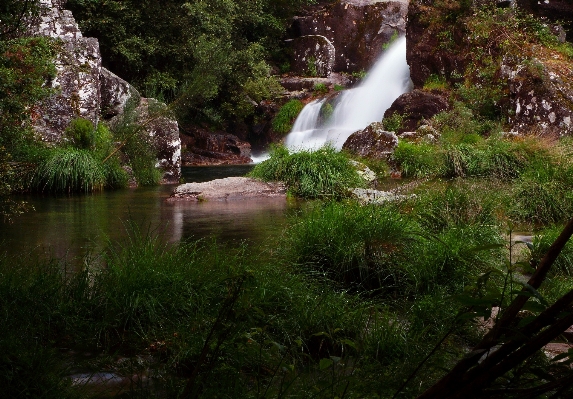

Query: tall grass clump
[392,140,444,178]
[249,145,364,199]
[272,99,304,134]
[32,148,106,193]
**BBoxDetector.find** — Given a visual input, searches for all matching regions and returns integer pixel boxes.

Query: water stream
[285,36,411,151]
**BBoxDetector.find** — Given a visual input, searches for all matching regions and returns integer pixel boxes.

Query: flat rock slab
[169,177,287,202]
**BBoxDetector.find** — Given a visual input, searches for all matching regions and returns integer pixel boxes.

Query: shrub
[32,148,106,193]
[272,99,305,134]
[383,112,406,132]
[249,145,364,199]
[313,82,328,94]
[65,118,95,149]
[392,140,444,178]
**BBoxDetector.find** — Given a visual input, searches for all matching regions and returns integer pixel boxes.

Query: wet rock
[180,128,252,166]
[383,89,450,134]
[290,35,336,77]
[342,122,398,159]
[290,0,408,73]
[169,177,286,202]
[349,160,377,184]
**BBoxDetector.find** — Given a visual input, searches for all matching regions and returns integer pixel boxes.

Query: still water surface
[0,165,295,261]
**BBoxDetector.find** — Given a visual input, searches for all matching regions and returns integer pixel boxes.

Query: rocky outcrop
[290,0,408,73]
[290,35,336,77]
[169,177,286,202]
[383,89,450,133]
[342,122,398,159]
[29,0,181,182]
[180,128,252,166]
[503,56,573,135]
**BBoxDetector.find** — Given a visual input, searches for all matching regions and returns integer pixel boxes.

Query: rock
[290,0,408,73]
[383,89,450,133]
[350,188,414,205]
[406,1,468,88]
[180,128,252,166]
[100,68,139,119]
[28,0,182,182]
[30,0,102,142]
[503,58,573,136]
[349,160,377,184]
[290,35,336,77]
[169,177,287,202]
[342,122,398,159]
[134,99,182,184]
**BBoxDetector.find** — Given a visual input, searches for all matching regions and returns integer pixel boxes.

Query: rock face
[290,0,408,73]
[503,57,573,135]
[180,128,252,166]
[29,0,181,182]
[383,89,450,133]
[342,122,398,159]
[169,177,286,202]
[290,35,336,77]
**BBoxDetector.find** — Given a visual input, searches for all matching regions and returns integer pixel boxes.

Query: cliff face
[29,0,181,183]
[405,0,573,136]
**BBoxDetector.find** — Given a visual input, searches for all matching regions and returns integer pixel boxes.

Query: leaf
[517,315,537,328]
[522,301,546,313]
[319,358,333,370]
[340,339,357,349]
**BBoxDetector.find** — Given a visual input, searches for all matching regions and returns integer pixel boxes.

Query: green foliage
[306,56,318,77]
[423,74,448,91]
[65,117,95,149]
[313,82,329,94]
[271,99,304,134]
[249,145,364,199]
[382,112,406,132]
[382,30,399,50]
[32,148,106,193]
[67,0,316,127]
[0,0,43,38]
[393,140,444,178]
[334,84,344,91]
[0,37,56,153]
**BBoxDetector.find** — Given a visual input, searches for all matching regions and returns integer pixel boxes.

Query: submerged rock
[342,122,398,159]
[169,177,286,202]
[180,128,252,166]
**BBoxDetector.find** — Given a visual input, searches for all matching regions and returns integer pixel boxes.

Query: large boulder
[516,0,573,41]
[290,0,408,73]
[31,0,101,142]
[503,56,573,135]
[383,89,450,133]
[28,0,182,182]
[290,35,336,77]
[342,122,398,159]
[169,177,286,202]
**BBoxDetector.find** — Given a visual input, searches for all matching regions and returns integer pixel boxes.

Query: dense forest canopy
[67,0,317,127]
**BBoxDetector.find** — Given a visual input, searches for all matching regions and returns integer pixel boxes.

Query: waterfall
[285,36,411,151]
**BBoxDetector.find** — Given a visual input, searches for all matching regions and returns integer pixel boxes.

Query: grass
[31,148,106,193]
[271,99,305,134]
[248,144,365,199]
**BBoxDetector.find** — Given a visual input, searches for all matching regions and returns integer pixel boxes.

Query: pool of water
[0,165,295,262]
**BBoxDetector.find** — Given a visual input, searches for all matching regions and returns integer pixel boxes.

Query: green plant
[32,148,106,193]
[382,30,399,50]
[392,140,444,178]
[248,145,364,199]
[423,74,448,91]
[313,82,329,94]
[382,112,406,132]
[334,84,344,91]
[306,56,318,77]
[65,118,96,149]
[272,99,304,134]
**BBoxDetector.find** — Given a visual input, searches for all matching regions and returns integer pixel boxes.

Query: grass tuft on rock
[248,145,364,199]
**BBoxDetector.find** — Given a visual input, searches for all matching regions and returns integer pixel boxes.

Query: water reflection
[0,166,292,262]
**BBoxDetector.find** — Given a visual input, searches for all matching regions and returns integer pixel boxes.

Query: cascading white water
[285,36,411,151]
